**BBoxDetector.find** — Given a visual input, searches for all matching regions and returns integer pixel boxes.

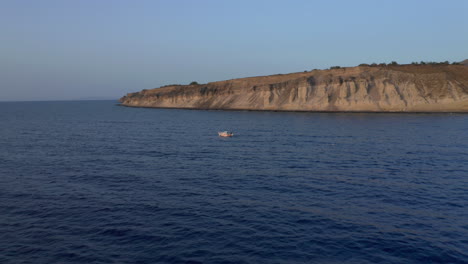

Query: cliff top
[133,63,468,97]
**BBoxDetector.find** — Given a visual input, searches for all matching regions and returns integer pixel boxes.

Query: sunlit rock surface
[120,64,468,112]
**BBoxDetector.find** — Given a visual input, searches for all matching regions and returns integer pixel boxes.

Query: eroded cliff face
[120,65,468,112]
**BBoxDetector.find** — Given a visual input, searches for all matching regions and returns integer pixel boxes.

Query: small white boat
[218,131,234,137]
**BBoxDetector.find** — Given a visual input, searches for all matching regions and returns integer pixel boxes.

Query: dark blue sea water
[0,100,467,264]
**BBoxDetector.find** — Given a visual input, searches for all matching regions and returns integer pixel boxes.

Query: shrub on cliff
[161,84,182,87]
[330,66,341,69]
[190,81,199,85]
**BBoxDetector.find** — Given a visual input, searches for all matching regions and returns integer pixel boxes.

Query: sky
[1,0,467,101]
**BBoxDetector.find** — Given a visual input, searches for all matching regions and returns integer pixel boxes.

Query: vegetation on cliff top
[353,60,460,69]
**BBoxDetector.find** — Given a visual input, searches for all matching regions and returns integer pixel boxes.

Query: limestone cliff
[120,64,468,112]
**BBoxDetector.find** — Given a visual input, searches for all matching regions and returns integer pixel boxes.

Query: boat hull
[218,131,234,137]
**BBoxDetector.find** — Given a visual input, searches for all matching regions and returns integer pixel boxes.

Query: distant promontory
[120,61,468,112]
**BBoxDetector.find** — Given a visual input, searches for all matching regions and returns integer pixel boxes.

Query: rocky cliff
[120,64,468,112]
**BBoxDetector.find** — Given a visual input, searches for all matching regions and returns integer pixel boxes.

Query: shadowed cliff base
[120,63,468,113]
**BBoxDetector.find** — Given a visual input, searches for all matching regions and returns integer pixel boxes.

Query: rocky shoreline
[120,63,468,112]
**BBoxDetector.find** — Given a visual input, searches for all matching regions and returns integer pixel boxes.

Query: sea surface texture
[0,101,467,264]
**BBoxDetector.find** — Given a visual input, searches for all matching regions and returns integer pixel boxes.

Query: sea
[0,100,467,264]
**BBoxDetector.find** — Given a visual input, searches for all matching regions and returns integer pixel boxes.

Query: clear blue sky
[1,0,467,101]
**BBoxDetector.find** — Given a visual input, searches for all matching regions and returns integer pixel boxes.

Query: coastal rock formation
[120,64,468,112]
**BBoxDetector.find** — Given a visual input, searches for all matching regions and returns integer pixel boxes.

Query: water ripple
[0,101,467,263]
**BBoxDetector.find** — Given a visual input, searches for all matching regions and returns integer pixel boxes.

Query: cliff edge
[120,64,468,112]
